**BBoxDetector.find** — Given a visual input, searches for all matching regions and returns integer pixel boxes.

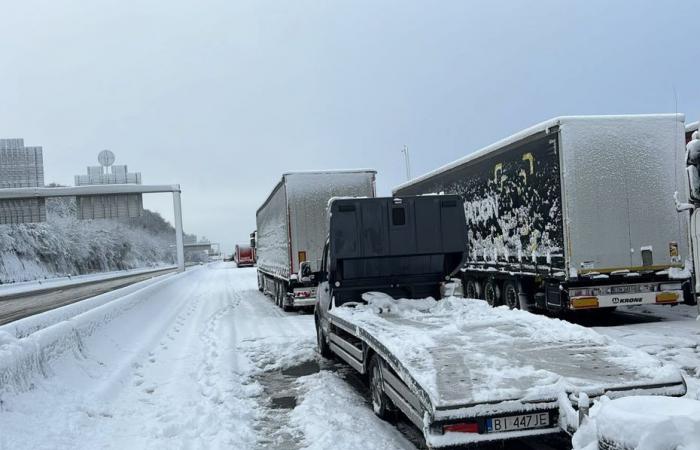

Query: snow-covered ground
[1,263,698,450]
[0,262,412,450]
[592,304,700,399]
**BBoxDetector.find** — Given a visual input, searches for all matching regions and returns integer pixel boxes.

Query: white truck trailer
[256,170,376,310]
[394,114,694,312]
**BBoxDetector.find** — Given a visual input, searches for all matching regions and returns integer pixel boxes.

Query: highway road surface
[0,266,177,325]
[0,262,697,450]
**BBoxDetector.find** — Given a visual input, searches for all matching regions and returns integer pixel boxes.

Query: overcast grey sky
[1,0,698,253]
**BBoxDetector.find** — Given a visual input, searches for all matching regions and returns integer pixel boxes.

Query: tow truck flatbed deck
[327,296,686,446]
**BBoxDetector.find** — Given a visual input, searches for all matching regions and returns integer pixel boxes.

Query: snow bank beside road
[0,263,267,450]
[0,270,182,339]
[0,269,192,394]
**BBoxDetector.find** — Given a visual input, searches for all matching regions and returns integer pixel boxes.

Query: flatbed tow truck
[315,195,687,448]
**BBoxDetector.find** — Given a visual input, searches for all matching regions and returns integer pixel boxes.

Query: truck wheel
[484,279,501,307]
[465,278,481,299]
[316,318,333,358]
[257,273,263,292]
[274,283,282,308]
[503,281,520,309]
[368,355,393,421]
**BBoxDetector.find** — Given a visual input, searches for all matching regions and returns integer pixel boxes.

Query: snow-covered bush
[0,197,176,283]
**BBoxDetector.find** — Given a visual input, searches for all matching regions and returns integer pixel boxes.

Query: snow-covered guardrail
[0,269,192,394]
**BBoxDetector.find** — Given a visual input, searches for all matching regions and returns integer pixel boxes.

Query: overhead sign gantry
[0,184,186,272]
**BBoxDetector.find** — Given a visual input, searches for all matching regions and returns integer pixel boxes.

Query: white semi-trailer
[394,114,694,312]
[256,170,376,310]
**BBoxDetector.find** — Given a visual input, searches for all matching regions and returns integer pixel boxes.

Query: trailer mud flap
[546,283,563,309]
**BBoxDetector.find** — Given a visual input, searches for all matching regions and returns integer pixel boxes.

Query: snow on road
[0,262,411,450]
[1,262,699,450]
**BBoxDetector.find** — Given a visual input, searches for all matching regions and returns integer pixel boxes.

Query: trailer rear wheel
[484,279,501,307]
[368,355,393,420]
[464,278,481,299]
[274,282,283,308]
[503,281,520,309]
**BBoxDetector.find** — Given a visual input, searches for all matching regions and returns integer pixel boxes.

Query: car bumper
[569,289,683,309]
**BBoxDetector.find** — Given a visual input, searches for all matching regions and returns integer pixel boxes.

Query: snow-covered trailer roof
[256,170,377,276]
[257,169,377,216]
[330,296,686,418]
[394,114,684,193]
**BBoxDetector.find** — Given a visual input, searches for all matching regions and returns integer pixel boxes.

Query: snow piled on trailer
[331,294,684,409]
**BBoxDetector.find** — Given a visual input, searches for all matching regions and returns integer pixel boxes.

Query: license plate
[611,286,630,294]
[486,412,550,433]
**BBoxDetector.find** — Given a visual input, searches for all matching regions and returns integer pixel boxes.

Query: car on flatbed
[314,195,687,448]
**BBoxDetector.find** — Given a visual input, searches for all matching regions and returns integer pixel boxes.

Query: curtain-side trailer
[394,114,694,312]
[256,170,376,310]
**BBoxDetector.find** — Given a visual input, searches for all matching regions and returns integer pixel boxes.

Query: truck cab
[315,194,467,357]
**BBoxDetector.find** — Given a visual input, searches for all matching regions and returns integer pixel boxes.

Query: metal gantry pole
[172,188,185,272]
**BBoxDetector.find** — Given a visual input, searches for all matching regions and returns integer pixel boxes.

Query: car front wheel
[316,318,333,358]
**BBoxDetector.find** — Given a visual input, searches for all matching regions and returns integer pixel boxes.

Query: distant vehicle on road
[234,244,255,267]
[315,195,687,448]
[394,114,694,313]
[256,170,376,311]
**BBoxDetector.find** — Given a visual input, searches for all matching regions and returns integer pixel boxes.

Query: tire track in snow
[117,266,262,448]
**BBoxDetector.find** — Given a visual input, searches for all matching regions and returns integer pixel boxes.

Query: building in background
[0,138,46,224]
[74,150,144,219]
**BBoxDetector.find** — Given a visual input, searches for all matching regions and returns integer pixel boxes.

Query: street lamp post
[401,145,411,181]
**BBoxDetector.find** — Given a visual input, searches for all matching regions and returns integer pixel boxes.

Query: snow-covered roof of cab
[687,121,699,133]
[393,113,684,193]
